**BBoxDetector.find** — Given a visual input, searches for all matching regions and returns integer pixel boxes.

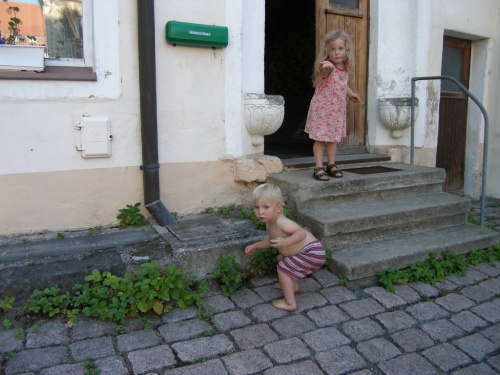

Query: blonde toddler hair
[252,183,285,206]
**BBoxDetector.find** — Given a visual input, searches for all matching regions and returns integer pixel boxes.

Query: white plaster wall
[369,0,500,198]
[368,0,422,149]
[155,0,230,163]
[0,0,265,235]
[0,0,137,175]
[483,5,500,199]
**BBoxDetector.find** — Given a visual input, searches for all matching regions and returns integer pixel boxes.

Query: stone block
[233,156,283,183]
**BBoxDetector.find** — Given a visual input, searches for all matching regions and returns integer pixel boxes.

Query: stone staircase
[268,161,499,284]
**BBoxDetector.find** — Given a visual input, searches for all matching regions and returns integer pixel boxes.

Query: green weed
[339,279,348,286]
[377,246,500,292]
[0,296,15,313]
[213,255,243,297]
[248,248,279,278]
[84,358,100,375]
[26,261,208,323]
[117,202,149,228]
[87,226,103,236]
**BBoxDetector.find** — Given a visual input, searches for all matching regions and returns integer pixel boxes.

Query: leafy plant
[377,246,500,292]
[27,34,36,44]
[248,248,279,278]
[218,205,232,219]
[56,233,65,239]
[466,244,500,265]
[467,215,480,226]
[2,0,21,45]
[240,209,265,230]
[213,255,243,297]
[15,327,22,340]
[88,226,102,236]
[84,358,100,375]
[2,318,12,329]
[26,261,208,323]
[0,296,15,312]
[117,202,149,228]
[324,246,333,266]
[26,288,73,317]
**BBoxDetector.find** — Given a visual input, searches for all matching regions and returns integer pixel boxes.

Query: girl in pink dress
[305,30,361,181]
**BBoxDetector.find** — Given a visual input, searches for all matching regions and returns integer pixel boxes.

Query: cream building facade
[0,0,498,236]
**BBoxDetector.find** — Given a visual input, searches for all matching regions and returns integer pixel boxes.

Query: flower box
[0,45,45,72]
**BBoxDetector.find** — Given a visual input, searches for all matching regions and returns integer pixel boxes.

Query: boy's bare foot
[272,298,297,312]
[273,282,299,292]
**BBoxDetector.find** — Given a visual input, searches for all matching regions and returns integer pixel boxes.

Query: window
[329,0,359,9]
[0,0,92,67]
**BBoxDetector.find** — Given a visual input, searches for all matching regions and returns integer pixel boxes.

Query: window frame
[0,0,95,81]
[43,0,93,68]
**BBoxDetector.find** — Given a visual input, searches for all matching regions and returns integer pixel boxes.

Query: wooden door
[436,36,471,192]
[316,0,368,148]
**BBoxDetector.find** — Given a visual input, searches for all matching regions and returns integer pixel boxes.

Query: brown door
[315,0,368,148]
[436,36,471,192]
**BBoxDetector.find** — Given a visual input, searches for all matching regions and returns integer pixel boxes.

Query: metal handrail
[410,76,489,227]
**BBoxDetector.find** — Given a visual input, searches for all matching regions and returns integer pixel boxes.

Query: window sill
[0,66,97,81]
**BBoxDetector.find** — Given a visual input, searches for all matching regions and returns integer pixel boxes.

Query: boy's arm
[245,238,271,256]
[269,218,306,250]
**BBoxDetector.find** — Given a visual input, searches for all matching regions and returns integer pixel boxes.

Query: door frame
[315,0,369,150]
[436,36,471,192]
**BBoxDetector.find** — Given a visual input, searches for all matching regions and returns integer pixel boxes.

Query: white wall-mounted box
[76,117,113,158]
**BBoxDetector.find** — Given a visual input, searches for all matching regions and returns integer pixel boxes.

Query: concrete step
[268,162,446,211]
[330,224,500,283]
[299,192,471,248]
[281,152,391,169]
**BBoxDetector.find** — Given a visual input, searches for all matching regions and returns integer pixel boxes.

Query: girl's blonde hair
[312,29,355,87]
[252,183,284,205]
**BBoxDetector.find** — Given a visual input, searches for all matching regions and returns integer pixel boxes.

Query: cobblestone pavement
[0,197,499,375]
[0,262,499,375]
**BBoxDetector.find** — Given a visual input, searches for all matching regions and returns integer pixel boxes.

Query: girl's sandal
[313,167,330,181]
[327,164,343,178]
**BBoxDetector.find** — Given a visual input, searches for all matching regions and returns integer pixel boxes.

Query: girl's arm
[320,60,334,78]
[347,87,361,103]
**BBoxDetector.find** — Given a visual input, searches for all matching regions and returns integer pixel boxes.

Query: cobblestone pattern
[470,198,500,231]
[1,263,499,375]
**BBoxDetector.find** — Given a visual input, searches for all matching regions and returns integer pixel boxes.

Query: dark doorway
[437,36,471,192]
[264,0,316,159]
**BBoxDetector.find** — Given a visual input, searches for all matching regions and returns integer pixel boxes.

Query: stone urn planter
[244,93,285,146]
[0,45,45,72]
[378,97,418,138]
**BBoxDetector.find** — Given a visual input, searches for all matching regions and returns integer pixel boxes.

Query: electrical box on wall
[76,117,113,158]
[166,21,228,48]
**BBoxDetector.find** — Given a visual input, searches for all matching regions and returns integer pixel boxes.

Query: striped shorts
[277,240,326,280]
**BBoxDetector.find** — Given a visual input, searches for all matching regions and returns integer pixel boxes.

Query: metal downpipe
[137,0,177,226]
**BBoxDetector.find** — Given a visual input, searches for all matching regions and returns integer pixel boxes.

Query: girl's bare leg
[326,142,338,166]
[326,142,343,177]
[272,269,298,311]
[313,141,326,168]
